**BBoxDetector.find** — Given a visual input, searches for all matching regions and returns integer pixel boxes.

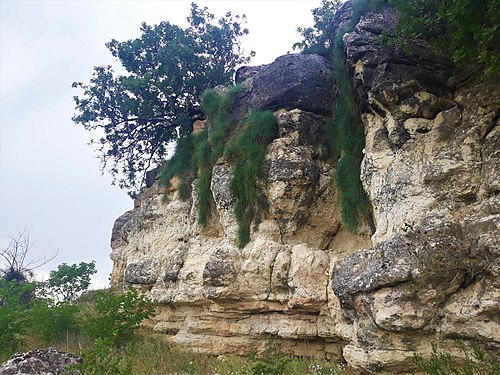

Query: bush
[71,338,132,375]
[27,300,81,343]
[0,280,36,359]
[390,0,499,75]
[83,288,154,348]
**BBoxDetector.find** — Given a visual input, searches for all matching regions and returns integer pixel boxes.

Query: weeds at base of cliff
[413,341,500,375]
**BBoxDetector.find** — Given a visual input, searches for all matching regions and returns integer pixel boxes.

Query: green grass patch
[159,134,195,201]
[327,0,378,232]
[159,85,277,245]
[225,110,278,247]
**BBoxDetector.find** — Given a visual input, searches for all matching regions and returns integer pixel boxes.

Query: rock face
[0,348,82,375]
[110,2,499,372]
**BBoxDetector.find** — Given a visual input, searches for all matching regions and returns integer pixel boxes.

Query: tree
[293,0,342,55]
[0,230,56,284]
[72,3,254,196]
[43,261,97,302]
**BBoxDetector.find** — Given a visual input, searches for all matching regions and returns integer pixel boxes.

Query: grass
[14,330,499,375]
[326,0,380,232]
[225,110,278,247]
[158,85,277,246]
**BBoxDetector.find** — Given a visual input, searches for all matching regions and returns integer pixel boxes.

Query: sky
[0,0,319,288]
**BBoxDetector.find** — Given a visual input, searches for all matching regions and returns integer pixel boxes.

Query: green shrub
[83,288,154,348]
[248,345,292,375]
[27,300,80,343]
[0,280,36,359]
[390,0,499,75]
[226,110,278,247]
[413,342,500,375]
[71,338,132,375]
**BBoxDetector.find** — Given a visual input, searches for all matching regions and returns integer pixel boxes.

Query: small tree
[44,261,97,302]
[293,0,342,55]
[0,280,36,359]
[0,230,56,284]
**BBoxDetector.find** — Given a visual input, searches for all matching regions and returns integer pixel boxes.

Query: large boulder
[233,54,334,122]
[0,348,82,375]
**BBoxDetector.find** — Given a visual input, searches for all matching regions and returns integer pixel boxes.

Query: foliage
[390,0,499,75]
[159,86,241,226]
[72,4,254,196]
[71,338,132,375]
[225,110,278,247]
[83,288,154,348]
[27,300,81,343]
[43,261,97,302]
[158,134,195,201]
[413,342,500,375]
[248,345,292,375]
[329,0,375,232]
[293,0,342,56]
[160,87,276,247]
[195,85,241,226]
[0,280,35,359]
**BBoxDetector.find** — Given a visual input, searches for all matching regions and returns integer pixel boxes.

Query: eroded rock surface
[110,2,499,372]
[0,348,82,375]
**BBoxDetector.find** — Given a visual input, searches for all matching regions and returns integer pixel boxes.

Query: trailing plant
[329,0,377,232]
[159,134,195,201]
[194,85,241,226]
[225,110,278,247]
[159,86,241,226]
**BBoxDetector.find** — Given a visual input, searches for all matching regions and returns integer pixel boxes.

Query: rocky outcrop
[233,54,335,122]
[110,2,499,372]
[0,348,82,375]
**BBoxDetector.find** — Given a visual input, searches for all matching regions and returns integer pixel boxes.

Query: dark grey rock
[125,259,158,284]
[331,236,416,308]
[163,245,189,282]
[232,54,334,122]
[0,348,82,375]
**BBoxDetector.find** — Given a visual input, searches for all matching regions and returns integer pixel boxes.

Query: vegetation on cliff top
[72,4,254,196]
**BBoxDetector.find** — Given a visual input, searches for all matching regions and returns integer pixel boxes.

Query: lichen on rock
[110,1,499,372]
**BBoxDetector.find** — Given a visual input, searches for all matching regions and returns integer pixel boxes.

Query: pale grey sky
[0,0,318,287]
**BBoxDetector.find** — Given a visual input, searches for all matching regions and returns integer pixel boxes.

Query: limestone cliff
[110,3,499,372]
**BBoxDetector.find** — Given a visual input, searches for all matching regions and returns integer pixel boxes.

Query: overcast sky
[0,0,318,287]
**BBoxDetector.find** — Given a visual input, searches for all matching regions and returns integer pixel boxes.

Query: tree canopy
[293,0,342,55]
[43,261,97,302]
[72,3,254,196]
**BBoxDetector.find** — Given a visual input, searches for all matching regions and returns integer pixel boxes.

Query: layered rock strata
[110,2,499,372]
